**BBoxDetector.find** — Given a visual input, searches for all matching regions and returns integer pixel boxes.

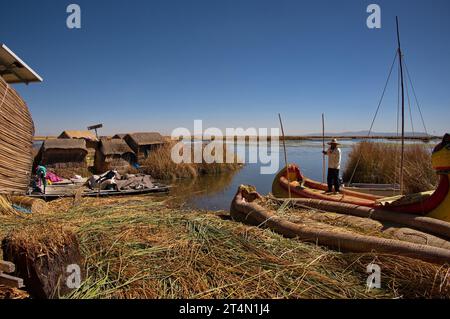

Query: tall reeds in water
[140,140,242,180]
[343,141,438,194]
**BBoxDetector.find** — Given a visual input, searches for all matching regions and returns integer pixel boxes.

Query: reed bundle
[0,76,34,194]
[0,196,15,215]
[9,196,47,214]
[2,223,83,298]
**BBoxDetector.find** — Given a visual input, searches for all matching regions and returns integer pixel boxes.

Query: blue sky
[1,0,449,136]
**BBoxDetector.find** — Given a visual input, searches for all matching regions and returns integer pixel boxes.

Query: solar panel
[0,44,43,84]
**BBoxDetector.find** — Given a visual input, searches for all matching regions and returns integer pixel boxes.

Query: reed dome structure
[0,44,42,194]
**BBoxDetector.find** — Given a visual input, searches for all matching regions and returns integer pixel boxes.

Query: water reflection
[174,141,350,211]
[175,139,436,211]
[33,138,433,211]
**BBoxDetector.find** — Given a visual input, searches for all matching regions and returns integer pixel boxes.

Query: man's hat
[327,138,340,145]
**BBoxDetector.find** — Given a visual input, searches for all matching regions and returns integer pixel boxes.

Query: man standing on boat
[323,138,341,193]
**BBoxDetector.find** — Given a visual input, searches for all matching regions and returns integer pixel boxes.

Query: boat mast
[396,16,405,194]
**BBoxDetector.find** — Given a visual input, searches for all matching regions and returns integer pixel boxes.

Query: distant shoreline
[33,135,440,142]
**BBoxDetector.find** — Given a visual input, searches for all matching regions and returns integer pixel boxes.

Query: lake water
[172,139,437,211]
[34,138,434,211]
[170,140,364,210]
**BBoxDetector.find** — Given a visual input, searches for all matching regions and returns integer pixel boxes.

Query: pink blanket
[46,172,63,183]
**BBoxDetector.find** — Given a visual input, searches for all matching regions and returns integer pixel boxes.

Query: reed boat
[272,165,382,207]
[231,185,450,264]
[272,134,450,222]
[27,183,170,200]
[27,182,170,200]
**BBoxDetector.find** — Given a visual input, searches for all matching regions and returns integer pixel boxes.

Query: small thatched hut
[58,130,98,167]
[95,138,136,174]
[36,139,88,169]
[0,44,42,194]
[123,132,165,163]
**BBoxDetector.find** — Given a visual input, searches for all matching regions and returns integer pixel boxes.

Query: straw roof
[58,130,98,141]
[99,139,134,156]
[42,139,87,151]
[125,132,164,146]
[112,134,127,139]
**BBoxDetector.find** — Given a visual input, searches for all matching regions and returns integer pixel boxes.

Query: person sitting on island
[322,138,342,193]
[35,165,47,194]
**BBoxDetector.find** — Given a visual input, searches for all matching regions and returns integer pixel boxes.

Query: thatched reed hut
[123,132,165,163]
[36,139,88,169]
[0,44,41,195]
[95,138,136,174]
[58,130,98,167]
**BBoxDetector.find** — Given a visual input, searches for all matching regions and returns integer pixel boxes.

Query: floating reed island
[1,192,449,299]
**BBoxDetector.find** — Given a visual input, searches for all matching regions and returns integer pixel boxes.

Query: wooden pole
[0,260,24,288]
[278,113,291,199]
[396,16,405,194]
[322,113,326,184]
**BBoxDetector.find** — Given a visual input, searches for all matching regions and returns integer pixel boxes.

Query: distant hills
[304,131,431,137]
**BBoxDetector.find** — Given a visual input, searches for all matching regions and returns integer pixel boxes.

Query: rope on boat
[348,48,431,190]
[403,56,429,136]
[404,58,416,137]
[348,50,399,186]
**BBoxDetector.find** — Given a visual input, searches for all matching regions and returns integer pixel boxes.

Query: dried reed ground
[0,285,29,299]
[0,194,448,299]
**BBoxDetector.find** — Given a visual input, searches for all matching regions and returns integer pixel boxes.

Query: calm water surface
[173,139,435,211]
[174,140,352,211]
[34,139,433,211]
